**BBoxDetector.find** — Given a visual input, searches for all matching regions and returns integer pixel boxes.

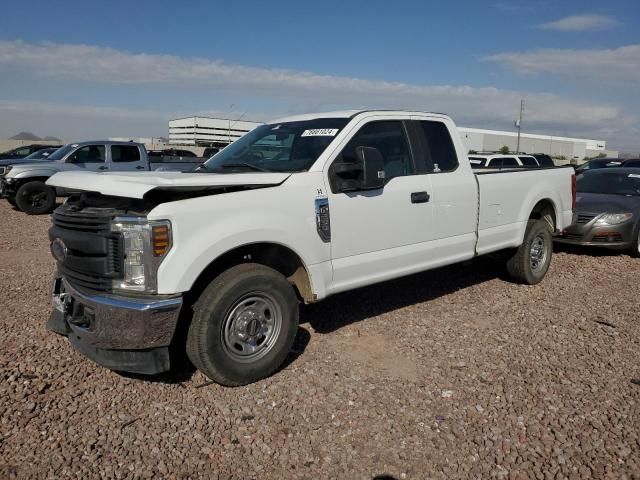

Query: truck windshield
[201,118,349,173]
[47,145,75,161]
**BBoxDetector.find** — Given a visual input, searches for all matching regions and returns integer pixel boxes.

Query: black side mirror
[332,146,385,192]
[356,146,385,190]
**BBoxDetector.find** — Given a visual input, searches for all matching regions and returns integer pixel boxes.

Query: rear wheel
[15,181,56,215]
[186,263,299,386]
[506,219,553,284]
[630,225,640,258]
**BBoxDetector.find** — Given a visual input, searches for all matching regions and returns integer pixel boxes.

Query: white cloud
[0,40,637,150]
[484,44,640,81]
[535,14,619,32]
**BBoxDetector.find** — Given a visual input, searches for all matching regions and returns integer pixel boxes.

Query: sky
[0,0,639,152]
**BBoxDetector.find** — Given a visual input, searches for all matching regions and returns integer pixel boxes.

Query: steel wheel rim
[221,293,282,363]
[530,233,548,273]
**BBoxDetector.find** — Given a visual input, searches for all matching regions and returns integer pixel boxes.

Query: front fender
[12,168,59,180]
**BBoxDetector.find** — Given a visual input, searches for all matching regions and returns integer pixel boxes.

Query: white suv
[469,154,540,168]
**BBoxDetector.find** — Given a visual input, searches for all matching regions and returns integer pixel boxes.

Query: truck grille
[50,210,123,292]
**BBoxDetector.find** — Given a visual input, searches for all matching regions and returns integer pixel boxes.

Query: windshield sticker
[301,128,339,137]
[628,174,640,178]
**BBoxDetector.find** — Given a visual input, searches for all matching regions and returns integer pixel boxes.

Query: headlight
[2,166,12,175]
[111,217,172,293]
[594,213,633,226]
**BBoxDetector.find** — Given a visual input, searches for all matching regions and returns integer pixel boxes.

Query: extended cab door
[65,144,108,172]
[326,118,434,291]
[109,144,147,171]
[408,117,478,266]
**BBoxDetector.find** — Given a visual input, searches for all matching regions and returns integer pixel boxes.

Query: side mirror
[333,146,385,192]
[356,146,385,190]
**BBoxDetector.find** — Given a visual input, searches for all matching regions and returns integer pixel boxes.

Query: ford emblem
[51,238,68,262]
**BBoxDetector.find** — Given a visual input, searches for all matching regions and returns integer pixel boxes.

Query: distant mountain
[10,132,41,141]
[43,136,62,142]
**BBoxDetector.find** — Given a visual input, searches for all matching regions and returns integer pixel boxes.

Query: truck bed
[474,166,574,255]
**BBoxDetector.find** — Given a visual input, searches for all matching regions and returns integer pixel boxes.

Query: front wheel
[506,219,553,285]
[15,181,56,215]
[186,263,299,386]
[630,225,640,258]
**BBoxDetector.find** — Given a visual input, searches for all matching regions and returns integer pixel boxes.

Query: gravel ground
[0,199,639,480]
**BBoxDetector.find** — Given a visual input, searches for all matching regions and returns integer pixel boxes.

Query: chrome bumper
[50,277,183,374]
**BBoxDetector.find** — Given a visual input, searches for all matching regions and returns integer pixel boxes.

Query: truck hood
[47,170,291,199]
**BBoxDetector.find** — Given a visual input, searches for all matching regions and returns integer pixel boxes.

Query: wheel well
[529,199,556,231]
[187,243,315,305]
[14,177,51,188]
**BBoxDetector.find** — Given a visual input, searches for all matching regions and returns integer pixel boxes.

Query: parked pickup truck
[46,110,575,386]
[0,140,201,214]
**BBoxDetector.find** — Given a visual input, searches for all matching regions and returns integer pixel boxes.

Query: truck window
[70,145,106,163]
[112,145,141,162]
[416,121,459,172]
[340,121,413,181]
[518,156,539,167]
[491,157,519,168]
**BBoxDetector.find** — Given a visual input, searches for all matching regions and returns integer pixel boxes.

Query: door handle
[411,191,430,204]
[135,166,145,170]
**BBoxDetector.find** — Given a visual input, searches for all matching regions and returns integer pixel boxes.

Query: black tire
[6,197,17,208]
[630,225,640,258]
[15,181,56,215]
[506,219,553,285]
[186,263,299,386]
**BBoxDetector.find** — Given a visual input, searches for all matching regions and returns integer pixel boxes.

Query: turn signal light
[152,224,171,256]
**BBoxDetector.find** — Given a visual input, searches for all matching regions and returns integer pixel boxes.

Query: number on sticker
[301,129,339,137]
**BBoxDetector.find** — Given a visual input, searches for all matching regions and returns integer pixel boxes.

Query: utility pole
[515,99,524,153]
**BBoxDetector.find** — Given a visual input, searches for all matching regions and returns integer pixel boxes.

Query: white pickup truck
[46,110,575,386]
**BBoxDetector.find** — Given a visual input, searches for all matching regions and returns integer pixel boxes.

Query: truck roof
[271,109,450,123]
[65,140,144,147]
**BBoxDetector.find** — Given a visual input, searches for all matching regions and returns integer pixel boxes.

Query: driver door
[326,118,434,292]
[65,144,107,172]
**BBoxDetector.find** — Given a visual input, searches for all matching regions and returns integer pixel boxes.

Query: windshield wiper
[219,163,271,172]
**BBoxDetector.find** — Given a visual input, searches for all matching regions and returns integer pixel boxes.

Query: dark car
[0,147,59,168]
[202,146,220,158]
[532,153,555,168]
[0,144,61,160]
[555,168,640,256]
[575,158,623,174]
[148,148,196,158]
[622,159,640,168]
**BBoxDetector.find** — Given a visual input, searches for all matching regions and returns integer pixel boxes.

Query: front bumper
[554,219,635,249]
[49,277,183,375]
[0,177,15,199]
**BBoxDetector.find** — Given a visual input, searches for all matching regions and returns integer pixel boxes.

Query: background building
[458,127,617,159]
[169,116,262,147]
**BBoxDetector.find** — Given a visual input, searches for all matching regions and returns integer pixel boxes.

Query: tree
[499,145,510,154]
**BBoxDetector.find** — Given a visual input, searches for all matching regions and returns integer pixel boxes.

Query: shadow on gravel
[301,256,504,334]
[554,242,631,257]
[116,327,311,386]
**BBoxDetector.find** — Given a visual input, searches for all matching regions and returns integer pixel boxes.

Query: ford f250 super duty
[0,141,201,214]
[45,110,575,386]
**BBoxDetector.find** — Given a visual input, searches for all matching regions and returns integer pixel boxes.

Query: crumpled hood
[46,170,291,199]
